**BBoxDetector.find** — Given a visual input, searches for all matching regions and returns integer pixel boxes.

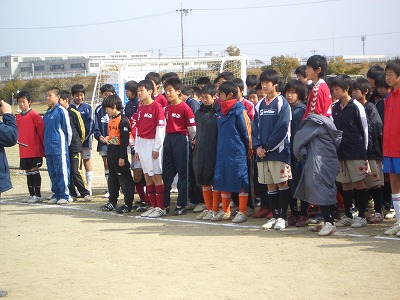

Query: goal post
[91,55,249,109]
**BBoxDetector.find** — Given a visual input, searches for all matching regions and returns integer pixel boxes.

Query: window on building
[34,65,45,71]
[50,64,64,70]
[90,63,99,67]
[70,63,85,69]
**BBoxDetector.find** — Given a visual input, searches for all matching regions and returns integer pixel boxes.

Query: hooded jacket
[0,113,18,193]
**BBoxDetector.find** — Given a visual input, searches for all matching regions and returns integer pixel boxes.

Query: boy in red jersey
[16,91,45,203]
[163,77,196,215]
[134,80,166,218]
[145,72,168,108]
[303,55,332,118]
[382,59,400,236]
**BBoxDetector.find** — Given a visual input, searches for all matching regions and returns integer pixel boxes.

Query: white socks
[86,171,94,194]
[392,193,400,222]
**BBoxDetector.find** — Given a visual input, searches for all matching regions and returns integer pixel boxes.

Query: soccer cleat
[287,215,298,226]
[103,191,110,198]
[336,216,354,227]
[385,209,396,219]
[185,203,196,210]
[193,203,207,213]
[295,216,308,227]
[100,202,115,211]
[27,195,42,203]
[252,207,270,218]
[83,195,92,202]
[57,199,70,205]
[172,206,187,216]
[318,222,336,236]
[262,218,277,229]
[274,218,288,230]
[232,211,248,223]
[350,217,367,228]
[202,210,216,220]
[24,196,33,203]
[140,207,156,217]
[196,210,209,220]
[115,204,132,214]
[148,207,167,218]
[384,222,400,235]
[246,206,254,217]
[368,212,383,224]
[48,198,59,204]
[210,210,226,221]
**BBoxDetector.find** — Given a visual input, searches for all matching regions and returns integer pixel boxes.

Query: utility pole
[176,3,191,75]
[361,35,366,55]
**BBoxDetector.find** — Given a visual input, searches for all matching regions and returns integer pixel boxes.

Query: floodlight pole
[177,4,191,75]
[361,35,366,55]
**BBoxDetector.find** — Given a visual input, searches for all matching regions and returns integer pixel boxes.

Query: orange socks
[212,190,221,212]
[239,191,248,214]
[202,186,213,211]
[221,191,231,214]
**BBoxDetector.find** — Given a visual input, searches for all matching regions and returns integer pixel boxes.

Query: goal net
[91,55,248,109]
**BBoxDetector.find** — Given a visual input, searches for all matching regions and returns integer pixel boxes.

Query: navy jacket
[0,114,18,193]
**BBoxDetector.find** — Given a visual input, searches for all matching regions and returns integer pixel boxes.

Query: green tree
[270,55,300,83]
[0,79,24,104]
[327,57,347,75]
[225,45,240,56]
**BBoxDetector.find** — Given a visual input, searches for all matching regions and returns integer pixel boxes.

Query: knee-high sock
[392,193,400,223]
[26,171,34,196]
[86,171,93,192]
[370,187,383,214]
[268,191,279,219]
[354,188,368,218]
[202,186,213,211]
[383,182,392,209]
[135,181,146,202]
[221,191,231,214]
[32,170,42,197]
[146,184,156,207]
[239,190,248,214]
[212,190,221,212]
[342,190,354,218]
[155,184,164,209]
[279,187,290,220]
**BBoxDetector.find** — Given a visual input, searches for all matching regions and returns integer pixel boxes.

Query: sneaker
[385,209,396,219]
[252,207,270,218]
[351,216,367,228]
[173,206,187,216]
[287,215,298,226]
[274,218,288,230]
[384,222,400,235]
[46,194,55,200]
[368,212,384,224]
[193,203,207,213]
[196,209,209,220]
[27,195,42,203]
[103,191,110,198]
[336,216,354,227]
[100,202,115,211]
[132,201,147,210]
[318,222,336,236]
[246,206,254,217]
[396,230,400,237]
[266,211,273,219]
[308,214,324,225]
[210,210,230,221]
[23,196,33,203]
[141,207,156,217]
[115,204,132,214]
[83,195,92,202]
[137,205,150,212]
[57,199,70,205]
[261,218,277,229]
[202,210,216,220]
[148,207,167,218]
[232,211,248,223]
[48,198,59,204]
[295,216,308,227]
[186,203,196,210]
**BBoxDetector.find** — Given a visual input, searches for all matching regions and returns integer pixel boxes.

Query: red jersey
[15,109,45,159]
[136,101,165,139]
[240,98,255,121]
[303,79,332,119]
[165,101,196,135]
[154,93,168,108]
[383,87,400,157]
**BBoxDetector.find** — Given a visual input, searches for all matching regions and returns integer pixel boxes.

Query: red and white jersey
[154,93,168,108]
[136,101,165,139]
[165,101,196,135]
[240,97,255,121]
[15,109,45,159]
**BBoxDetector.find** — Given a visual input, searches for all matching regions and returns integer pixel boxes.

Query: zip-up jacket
[106,113,130,160]
[363,101,383,160]
[67,106,85,153]
[93,104,109,152]
[124,97,139,122]
[332,98,368,160]
[0,113,18,193]
[252,94,291,164]
[383,87,400,157]
[70,101,93,149]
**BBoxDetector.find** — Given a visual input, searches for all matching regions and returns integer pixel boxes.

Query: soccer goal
[91,55,249,109]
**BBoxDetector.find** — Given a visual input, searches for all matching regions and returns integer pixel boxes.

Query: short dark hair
[164,77,183,91]
[137,79,154,92]
[385,59,400,77]
[295,65,307,78]
[125,81,138,93]
[284,80,307,102]
[248,89,257,96]
[232,78,245,92]
[102,94,122,111]
[196,76,211,85]
[47,87,60,96]
[60,90,71,101]
[161,72,179,82]
[367,65,384,79]
[201,83,217,97]
[71,84,85,96]
[331,74,353,95]
[306,55,328,78]
[218,81,238,98]
[17,91,31,101]
[145,72,162,85]
[245,74,259,87]
[192,86,202,98]
[181,86,193,97]
[259,69,280,85]
[375,73,390,89]
[100,84,116,94]
[353,77,371,94]
[216,71,234,82]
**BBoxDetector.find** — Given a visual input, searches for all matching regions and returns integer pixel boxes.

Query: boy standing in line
[382,59,400,236]
[43,87,72,204]
[331,75,369,228]
[59,90,91,202]
[134,80,166,218]
[145,72,169,108]
[70,84,94,195]
[252,70,292,230]
[163,78,196,215]
[16,91,45,203]
[99,95,135,213]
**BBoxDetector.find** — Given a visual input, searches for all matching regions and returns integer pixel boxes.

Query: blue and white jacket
[252,94,292,164]
[93,104,109,152]
[43,103,72,155]
[70,101,93,149]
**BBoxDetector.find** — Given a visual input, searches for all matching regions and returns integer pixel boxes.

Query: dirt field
[1,142,400,299]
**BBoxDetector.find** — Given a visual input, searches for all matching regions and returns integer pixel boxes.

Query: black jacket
[364,101,383,160]
[67,106,85,154]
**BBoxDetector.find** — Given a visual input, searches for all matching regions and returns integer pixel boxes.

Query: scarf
[221,99,237,115]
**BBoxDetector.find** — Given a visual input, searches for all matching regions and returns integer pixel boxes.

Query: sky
[1,0,399,64]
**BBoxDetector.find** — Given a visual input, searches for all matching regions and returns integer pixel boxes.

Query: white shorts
[131,154,142,170]
[257,161,292,184]
[135,137,162,176]
[81,147,92,160]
